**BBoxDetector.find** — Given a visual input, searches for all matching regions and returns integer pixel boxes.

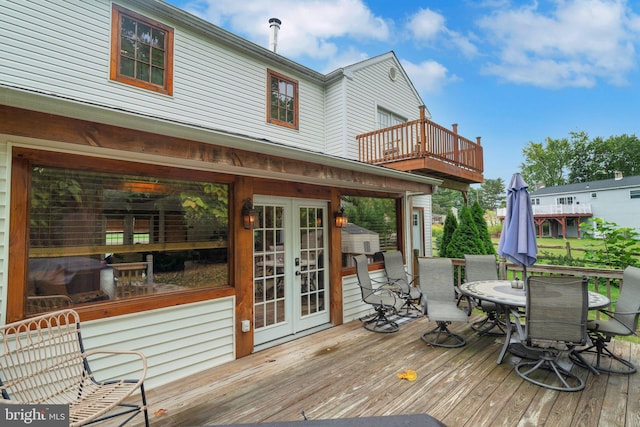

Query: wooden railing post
[452,123,459,163]
[419,105,427,154]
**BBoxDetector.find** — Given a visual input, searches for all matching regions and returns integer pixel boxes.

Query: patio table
[459,280,610,364]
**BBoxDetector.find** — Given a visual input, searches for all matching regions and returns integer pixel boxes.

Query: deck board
[111,314,640,427]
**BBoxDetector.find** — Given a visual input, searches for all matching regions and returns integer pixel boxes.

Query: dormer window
[110,5,174,95]
[267,69,298,129]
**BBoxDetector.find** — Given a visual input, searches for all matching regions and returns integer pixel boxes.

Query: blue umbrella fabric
[498,173,538,276]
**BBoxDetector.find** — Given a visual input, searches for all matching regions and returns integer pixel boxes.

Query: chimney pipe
[614,170,623,180]
[269,18,281,53]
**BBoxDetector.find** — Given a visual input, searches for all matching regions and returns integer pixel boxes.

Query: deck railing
[440,257,626,324]
[357,109,483,174]
[497,204,593,217]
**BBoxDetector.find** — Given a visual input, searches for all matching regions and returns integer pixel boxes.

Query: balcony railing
[497,204,593,217]
[356,111,483,182]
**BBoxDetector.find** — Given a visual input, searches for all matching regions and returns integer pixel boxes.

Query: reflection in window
[267,69,298,129]
[27,167,229,315]
[340,196,398,267]
[111,5,174,95]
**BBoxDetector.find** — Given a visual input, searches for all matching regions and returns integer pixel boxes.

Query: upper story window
[630,189,640,199]
[531,198,541,205]
[110,5,174,95]
[267,69,298,129]
[377,108,407,156]
[557,196,574,205]
[377,108,406,129]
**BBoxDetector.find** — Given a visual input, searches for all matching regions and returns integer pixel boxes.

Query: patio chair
[464,254,507,335]
[515,276,589,392]
[419,257,468,348]
[353,254,402,333]
[570,265,640,374]
[382,251,422,317]
[0,309,149,426]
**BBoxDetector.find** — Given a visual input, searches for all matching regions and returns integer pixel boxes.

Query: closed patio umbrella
[498,173,538,280]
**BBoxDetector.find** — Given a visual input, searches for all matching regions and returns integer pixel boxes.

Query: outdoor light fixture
[334,208,348,228]
[242,199,259,230]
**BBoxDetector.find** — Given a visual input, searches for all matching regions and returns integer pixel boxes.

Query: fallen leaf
[154,409,168,417]
[397,369,417,381]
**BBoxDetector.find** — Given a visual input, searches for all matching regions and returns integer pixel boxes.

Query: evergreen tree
[445,205,483,258]
[440,210,458,257]
[471,201,495,255]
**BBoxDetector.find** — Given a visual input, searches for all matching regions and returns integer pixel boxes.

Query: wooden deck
[122,313,640,427]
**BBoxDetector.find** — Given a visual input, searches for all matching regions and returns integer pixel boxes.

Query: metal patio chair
[382,251,422,317]
[419,257,468,348]
[0,309,149,426]
[571,265,640,374]
[515,276,589,392]
[464,254,507,335]
[353,254,402,333]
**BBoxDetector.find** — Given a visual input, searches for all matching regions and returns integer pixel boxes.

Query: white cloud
[182,0,389,61]
[401,59,458,95]
[477,0,640,88]
[405,8,478,58]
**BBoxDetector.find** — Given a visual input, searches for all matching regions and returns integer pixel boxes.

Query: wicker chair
[0,309,149,426]
[515,276,589,392]
[382,251,422,317]
[464,255,507,335]
[419,258,468,348]
[571,265,640,374]
[353,254,402,333]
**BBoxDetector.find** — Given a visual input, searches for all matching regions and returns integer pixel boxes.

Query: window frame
[630,189,640,199]
[266,69,299,129]
[338,192,404,273]
[8,148,235,323]
[110,4,174,95]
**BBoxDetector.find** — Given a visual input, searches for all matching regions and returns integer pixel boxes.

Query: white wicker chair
[0,309,149,426]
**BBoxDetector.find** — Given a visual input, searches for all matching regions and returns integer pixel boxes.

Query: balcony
[357,113,484,190]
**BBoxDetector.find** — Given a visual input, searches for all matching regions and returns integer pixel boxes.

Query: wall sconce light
[334,208,348,228]
[242,199,259,230]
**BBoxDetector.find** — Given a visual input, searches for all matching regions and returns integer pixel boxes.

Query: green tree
[445,205,483,258]
[471,201,495,255]
[520,136,571,187]
[580,218,640,269]
[478,178,505,211]
[440,210,458,257]
[431,188,464,216]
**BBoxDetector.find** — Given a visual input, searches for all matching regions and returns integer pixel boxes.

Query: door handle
[295,271,301,276]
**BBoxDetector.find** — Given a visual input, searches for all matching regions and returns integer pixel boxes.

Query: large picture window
[25,164,229,316]
[110,4,174,95]
[339,195,399,268]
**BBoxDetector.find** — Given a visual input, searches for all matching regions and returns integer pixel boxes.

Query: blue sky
[167,0,640,186]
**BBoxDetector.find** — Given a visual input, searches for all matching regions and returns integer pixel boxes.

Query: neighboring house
[0,0,483,390]
[498,172,640,238]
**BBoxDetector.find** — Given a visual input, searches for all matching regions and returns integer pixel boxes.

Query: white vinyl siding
[324,78,348,157]
[1,0,325,151]
[82,298,235,390]
[343,56,423,160]
[342,270,388,323]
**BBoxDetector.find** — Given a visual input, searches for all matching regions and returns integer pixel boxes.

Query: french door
[253,196,329,347]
